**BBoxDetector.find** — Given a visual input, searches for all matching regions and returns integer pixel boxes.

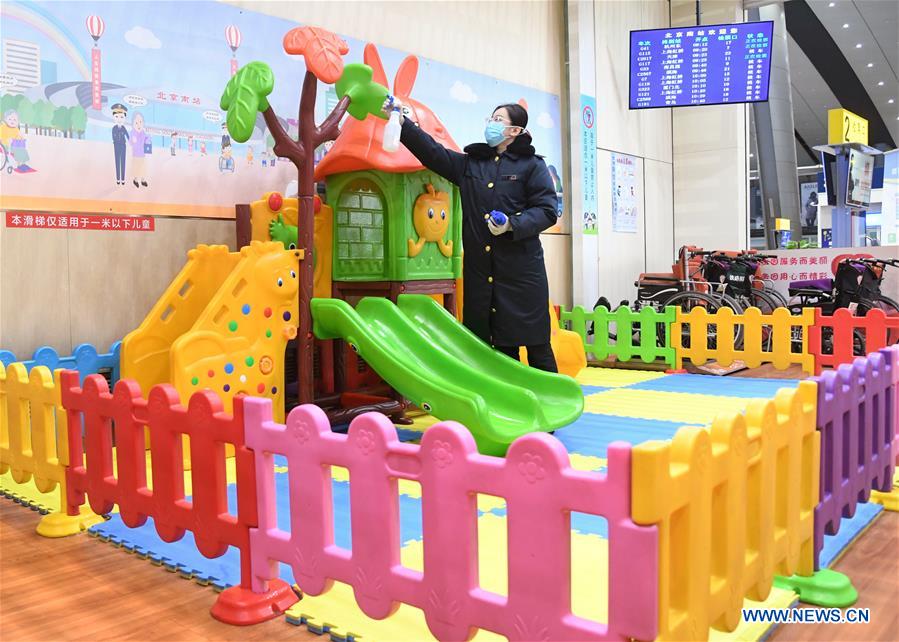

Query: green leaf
[336,63,389,121]
[220,61,275,142]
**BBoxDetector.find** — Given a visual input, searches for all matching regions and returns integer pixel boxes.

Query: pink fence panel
[813,347,897,569]
[244,398,658,642]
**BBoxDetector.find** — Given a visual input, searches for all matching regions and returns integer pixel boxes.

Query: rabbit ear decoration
[517,98,528,110]
[394,56,419,97]
[364,43,388,87]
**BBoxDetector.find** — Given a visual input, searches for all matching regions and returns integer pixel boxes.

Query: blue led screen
[630,20,774,109]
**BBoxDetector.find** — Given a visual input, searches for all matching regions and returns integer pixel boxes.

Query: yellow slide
[122,241,300,422]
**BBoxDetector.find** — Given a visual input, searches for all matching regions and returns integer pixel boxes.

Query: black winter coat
[400,119,559,346]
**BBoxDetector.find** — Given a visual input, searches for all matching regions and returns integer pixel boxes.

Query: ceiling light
[867,63,874,68]
[889,99,895,104]
[828,1,835,6]
[855,43,863,48]
[842,23,849,28]
[879,81,885,86]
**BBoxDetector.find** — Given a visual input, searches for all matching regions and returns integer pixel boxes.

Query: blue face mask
[484,121,507,147]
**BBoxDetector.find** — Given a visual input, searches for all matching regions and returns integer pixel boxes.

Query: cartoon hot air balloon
[86,15,105,110]
[86,15,105,43]
[225,25,242,76]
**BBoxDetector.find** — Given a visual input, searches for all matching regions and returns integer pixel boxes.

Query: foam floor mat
[627,373,799,398]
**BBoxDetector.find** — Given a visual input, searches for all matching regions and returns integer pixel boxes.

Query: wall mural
[0,0,564,228]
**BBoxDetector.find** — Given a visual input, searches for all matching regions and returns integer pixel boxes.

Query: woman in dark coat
[386,100,560,372]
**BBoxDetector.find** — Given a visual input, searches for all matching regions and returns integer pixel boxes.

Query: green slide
[311,295,583,456]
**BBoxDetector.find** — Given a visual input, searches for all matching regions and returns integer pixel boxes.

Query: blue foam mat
[552,413,690,458]
[818,501,883,569]
[89,472,429,587]
[581,385,610,396]
[628,373,799,398]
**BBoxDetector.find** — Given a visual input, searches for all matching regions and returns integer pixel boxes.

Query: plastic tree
[221,26,386,405]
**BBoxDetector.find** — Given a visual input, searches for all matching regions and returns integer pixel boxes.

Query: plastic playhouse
[1,20,898,642]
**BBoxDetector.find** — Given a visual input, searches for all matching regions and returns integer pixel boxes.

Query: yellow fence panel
[674,307,815,374]
[632,381,819,641]
[0,362,100,536]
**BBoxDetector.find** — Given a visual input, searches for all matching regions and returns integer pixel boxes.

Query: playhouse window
[335,180,386,275]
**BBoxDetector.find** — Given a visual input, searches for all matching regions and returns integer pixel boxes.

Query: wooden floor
[770,510,899,642]
[0,501,317,642]
[1,498,896,641]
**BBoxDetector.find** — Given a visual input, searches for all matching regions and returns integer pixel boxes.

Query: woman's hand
[381,97,405,124]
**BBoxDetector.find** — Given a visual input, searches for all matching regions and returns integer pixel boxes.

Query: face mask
[484,121,508,147]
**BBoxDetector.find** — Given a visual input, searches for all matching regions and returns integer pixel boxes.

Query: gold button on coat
[488,276,493,283]
[485,245,491,252]
[487,182,494,188]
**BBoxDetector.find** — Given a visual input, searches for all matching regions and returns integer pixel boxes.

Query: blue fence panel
[0,341,121,384]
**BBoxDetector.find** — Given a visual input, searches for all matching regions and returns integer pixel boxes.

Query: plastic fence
[810,308,899,375]
[560,305,676,366]
[674,307,816,374]
[0,342,121,384]
[243,399,659,642]
[631,382,819,641]
[813,347,897,569]
[58,371,297,624]
[0,363,67,491]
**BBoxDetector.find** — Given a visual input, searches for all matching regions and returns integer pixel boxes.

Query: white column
[566,0,599,307]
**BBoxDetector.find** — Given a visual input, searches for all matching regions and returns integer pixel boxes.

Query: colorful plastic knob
[268,192,283,212]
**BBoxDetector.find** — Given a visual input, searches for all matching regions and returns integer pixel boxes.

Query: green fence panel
[559,305,676,367]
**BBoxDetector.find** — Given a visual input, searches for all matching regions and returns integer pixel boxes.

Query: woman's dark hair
[494,103,533,150]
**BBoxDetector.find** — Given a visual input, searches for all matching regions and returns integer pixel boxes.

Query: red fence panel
[810,308,899,375]
[60,371,296,624]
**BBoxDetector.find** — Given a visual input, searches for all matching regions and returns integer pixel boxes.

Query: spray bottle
[382,95,401,153]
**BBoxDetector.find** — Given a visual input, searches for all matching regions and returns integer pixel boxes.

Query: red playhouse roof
[314,43,460,181]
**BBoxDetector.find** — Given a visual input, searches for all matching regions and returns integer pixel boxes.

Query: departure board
[630,21,774,109]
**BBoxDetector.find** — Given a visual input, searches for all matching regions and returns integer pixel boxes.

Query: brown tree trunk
[263,70,350,406]
[295,71,318,405]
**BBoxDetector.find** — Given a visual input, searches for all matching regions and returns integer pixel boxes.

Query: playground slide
[311,295,583,455]
[122,242,300,422]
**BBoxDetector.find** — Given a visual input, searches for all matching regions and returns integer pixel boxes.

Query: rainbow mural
[1,2,91,80]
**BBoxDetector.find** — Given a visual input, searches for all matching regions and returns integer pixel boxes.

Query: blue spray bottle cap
[488,210,507,226]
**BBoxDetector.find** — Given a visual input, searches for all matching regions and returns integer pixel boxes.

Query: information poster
[580,95,597,235]
[611,152,638,233]
[799,181,819,233]
[846,149,875,208]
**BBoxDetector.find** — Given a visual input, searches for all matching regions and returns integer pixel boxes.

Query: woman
[1,109,33,173]
[130,112,149,188]
[387,100,560,372]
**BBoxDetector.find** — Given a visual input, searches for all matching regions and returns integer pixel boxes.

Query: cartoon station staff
[111,102,129,186]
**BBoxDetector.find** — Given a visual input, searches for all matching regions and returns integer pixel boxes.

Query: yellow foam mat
[709,587,798,641]
[404,413,440,432]
[288,512,609,640]
[0,471,61,514]
[569,453,607,472]
[576,367,667,388]
[584,389,762,425]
